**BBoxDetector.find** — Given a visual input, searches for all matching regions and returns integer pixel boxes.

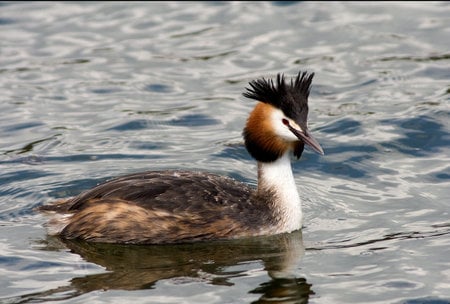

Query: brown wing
[65,170,255,211]
[41,171,273,244]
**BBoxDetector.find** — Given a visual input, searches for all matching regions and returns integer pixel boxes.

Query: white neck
[257,152,302,233]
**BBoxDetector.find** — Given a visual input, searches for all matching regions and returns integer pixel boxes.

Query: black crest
[243,71,314,123]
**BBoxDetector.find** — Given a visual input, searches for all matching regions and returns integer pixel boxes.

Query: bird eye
[282,118,289,126]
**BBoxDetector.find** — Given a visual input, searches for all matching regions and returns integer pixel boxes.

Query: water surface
[1,2,449,303]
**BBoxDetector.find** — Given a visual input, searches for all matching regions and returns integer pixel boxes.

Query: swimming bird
[39,71,324,244]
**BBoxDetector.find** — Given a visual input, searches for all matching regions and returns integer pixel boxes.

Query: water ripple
[1,2,449,304]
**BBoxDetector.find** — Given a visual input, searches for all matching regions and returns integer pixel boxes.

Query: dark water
[1,2,449,303]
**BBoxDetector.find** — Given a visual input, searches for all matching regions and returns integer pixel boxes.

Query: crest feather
[243,71,314,122]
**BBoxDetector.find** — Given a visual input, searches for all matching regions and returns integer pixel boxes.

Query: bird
[39,71,324,244]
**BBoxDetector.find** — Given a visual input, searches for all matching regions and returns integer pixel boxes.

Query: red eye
[282,119,289,126]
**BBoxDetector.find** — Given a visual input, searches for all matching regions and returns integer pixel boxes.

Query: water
[1,2,449,303]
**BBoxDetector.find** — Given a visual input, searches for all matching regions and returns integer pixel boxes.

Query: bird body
[39,71,323,244]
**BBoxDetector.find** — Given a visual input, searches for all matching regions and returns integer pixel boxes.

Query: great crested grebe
[39,71,324,244]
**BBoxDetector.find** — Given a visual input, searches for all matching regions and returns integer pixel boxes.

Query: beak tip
[314,146,325,156]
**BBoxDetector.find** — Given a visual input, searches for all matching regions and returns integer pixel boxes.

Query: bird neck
[257,152,302,232]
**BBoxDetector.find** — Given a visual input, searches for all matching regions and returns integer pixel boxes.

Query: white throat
[257,152,302,232]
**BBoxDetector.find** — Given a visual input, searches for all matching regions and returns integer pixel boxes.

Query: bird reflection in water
[20,231,312,303]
